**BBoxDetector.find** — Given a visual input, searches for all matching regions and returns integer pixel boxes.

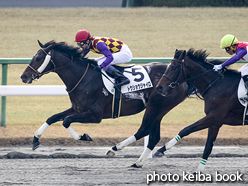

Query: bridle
[27,47,89,94]
[162,58,186,90]
[162,58,223,96]
[28,48,59,80]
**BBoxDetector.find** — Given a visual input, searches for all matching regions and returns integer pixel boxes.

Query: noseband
[28,48,56,81]
[28,48,73,81]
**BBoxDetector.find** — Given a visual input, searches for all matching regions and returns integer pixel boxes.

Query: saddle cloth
[101,65,153,95]
[238,78,248,107]
[237,78,248,125]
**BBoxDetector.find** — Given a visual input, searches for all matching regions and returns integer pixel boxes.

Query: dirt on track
[0,146,248,186]
[1,125,248,147]
[1,137,248,148]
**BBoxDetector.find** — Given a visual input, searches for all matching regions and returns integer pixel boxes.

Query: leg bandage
[34,122,49,138]
[198,158,207,171]
[135,148,152,167]
[165,135,181,150]
[67,126,81,140]
[116,136,136,150]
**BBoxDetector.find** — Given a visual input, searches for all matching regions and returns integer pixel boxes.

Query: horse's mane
[43,40,97,65]
[186,48,239,76]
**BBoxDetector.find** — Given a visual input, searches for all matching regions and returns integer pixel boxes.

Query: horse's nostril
[20,74,26,79]
[156,85,163,92]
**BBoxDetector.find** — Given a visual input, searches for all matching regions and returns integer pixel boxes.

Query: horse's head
[21,40,55,84]
[156,49,186,96]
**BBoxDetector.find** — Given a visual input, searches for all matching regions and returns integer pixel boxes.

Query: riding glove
[213,65,223,71]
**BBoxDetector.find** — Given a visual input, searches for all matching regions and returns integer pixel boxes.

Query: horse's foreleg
[154,134,181,157]
[32,108,76,150]
[132,120,161,168]
[155,115,216,157]
[197,125,221,171]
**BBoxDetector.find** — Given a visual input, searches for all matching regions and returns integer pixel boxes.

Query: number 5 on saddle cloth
[101,65,153,118]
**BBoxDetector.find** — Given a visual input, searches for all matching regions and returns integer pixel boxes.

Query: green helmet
[220,34,238,49]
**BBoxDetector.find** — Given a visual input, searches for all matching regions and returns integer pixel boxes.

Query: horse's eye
[171,66,177,70]
[36,57,41,61]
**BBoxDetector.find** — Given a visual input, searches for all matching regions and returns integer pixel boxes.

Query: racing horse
[20,40,193,167]
[155,48,246,171]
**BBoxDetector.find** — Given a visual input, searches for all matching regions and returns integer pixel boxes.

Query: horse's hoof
[33,142,40,151]
[106,150,115,157]
[80,133,93,141]
[131,163,142,168]
[154,151,164,157]
[32,136,40,151]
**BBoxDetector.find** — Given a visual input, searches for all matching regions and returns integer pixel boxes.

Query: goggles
[225,47,231,52]
[77,41,88,47]
[224,37,236,52]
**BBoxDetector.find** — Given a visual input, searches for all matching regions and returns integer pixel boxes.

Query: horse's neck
[53,57,89,90]
[187,65,218,95]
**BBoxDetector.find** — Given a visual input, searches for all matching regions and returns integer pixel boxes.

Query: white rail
[0,85,68,96]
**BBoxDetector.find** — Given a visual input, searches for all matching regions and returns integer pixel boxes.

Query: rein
[163,58,223,97]
[67,63,89,94]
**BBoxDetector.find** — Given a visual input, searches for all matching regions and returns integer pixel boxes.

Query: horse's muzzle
[156,83,176,97]
[156,85,163,93]
[156,85,167,96]
[20,74,33,84]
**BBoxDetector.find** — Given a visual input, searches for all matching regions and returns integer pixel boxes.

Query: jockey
[75,29,132,87]
[213,34,248,95]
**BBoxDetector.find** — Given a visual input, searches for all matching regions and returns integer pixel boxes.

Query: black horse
[155,48,246,171]
[21,40,193,167]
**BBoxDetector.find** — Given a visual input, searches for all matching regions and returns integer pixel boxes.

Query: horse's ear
[38,40,43,48]
[178,50,186,61]
[45,43,55,51]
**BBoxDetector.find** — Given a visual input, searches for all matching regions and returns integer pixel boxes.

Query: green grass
[0,7,247,127]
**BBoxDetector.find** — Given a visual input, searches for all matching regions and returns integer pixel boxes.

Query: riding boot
[242,75,248,101]
[106,66,130,87]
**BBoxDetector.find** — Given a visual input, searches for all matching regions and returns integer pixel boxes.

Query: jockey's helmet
[75,29,92,42]
[220,34,238,49]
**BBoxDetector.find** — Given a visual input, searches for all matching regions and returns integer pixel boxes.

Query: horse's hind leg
[33,108,76,150]
[61,109,103,141]
[106,124,151,156]
[106,135,137,156]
